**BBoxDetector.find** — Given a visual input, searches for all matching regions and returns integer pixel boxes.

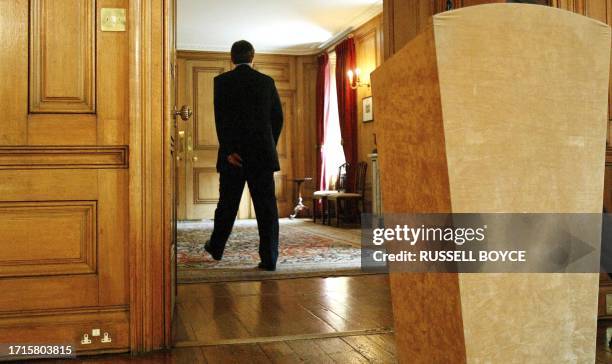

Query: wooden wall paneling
[97,169,129,306]
[128,0,169,352]
[355,15,383,212]
[0,275,99,312]
[295,56,318,205]
[0,309,129,357]
[27,114,98,145]
[30,0,96,113]
[0,146,128,169]
[0,0,27,145]
[254,54,297,90]
[97,0,130,145]
[460,0,505,7]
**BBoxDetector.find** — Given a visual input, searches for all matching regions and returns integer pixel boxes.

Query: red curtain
[335,38,358,188]
[316,53,329,192]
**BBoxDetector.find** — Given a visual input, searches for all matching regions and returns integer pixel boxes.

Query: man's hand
[227,153,243,168]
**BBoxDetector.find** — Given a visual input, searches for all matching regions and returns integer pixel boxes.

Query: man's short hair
[231,40,255,64]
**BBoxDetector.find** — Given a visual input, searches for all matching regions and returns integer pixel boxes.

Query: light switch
[92,329,100,337]
[101,8,127,32]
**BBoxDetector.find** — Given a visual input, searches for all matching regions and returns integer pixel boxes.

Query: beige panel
[0,201,96,277]
[433,4,610,363]
[194,167,220,204]
[30,0,95,113]
[193,65,224,149]
[0,0,27,145]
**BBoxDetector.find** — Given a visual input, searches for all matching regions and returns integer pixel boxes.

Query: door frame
[128,0,175,352]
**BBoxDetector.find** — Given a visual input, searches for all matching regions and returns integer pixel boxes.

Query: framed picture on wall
[362,96,373,123]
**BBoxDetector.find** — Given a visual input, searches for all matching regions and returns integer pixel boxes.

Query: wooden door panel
[184,58,232,220]
[0,275,99,312]
[29,0,96,113]
[193,66,223,149]
[0,201,97,277]
[0,0,28,145]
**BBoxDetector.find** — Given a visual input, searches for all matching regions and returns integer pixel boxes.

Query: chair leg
[336,199,341,227]
[313,198,317,223]
[358,198,362,224]
[327,199,332,226]
[322,198,326,224]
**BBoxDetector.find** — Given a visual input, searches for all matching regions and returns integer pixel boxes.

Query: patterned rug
[177,219,364,283]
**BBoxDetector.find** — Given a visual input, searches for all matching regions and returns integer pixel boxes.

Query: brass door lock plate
[101,8,127,32]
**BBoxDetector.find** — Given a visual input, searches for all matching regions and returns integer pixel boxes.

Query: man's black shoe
[204,240,222,261]
[257,262,276,271]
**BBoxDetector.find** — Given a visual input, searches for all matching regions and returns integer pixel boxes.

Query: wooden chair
[312,163,349,224]
[327,162,368,227]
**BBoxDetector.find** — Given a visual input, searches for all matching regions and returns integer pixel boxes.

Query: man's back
[206,40,281,272]
[214,65,283,173]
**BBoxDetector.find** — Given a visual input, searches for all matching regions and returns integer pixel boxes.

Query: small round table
[289,177,313,219]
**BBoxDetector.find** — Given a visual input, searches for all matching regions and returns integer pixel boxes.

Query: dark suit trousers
[208,167,279,267]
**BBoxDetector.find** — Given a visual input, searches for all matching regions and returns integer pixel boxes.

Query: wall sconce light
[347,68,370,90]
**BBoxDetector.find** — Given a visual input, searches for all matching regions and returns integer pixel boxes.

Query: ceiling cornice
[177,1,383,56]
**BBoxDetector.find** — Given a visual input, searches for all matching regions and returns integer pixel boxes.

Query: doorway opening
[168,0,394,360]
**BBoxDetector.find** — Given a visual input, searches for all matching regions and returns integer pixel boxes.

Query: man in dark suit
[204,40,283,271]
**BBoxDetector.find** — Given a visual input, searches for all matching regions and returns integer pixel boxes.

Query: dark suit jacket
[214,64,283,173]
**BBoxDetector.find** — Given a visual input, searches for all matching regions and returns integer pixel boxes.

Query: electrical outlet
[92,329,100,337]
[80,334,92,345]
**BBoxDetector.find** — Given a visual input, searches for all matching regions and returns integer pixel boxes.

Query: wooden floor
[36,275,397,363]
[174,275,394,345]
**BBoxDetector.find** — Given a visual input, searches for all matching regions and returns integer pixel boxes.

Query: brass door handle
[193,156,198,162]
[174,105,193,121]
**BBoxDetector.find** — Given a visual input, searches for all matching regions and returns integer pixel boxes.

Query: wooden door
[176,52,296,220]
[0,0,130,353]
[179,57,253,220]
